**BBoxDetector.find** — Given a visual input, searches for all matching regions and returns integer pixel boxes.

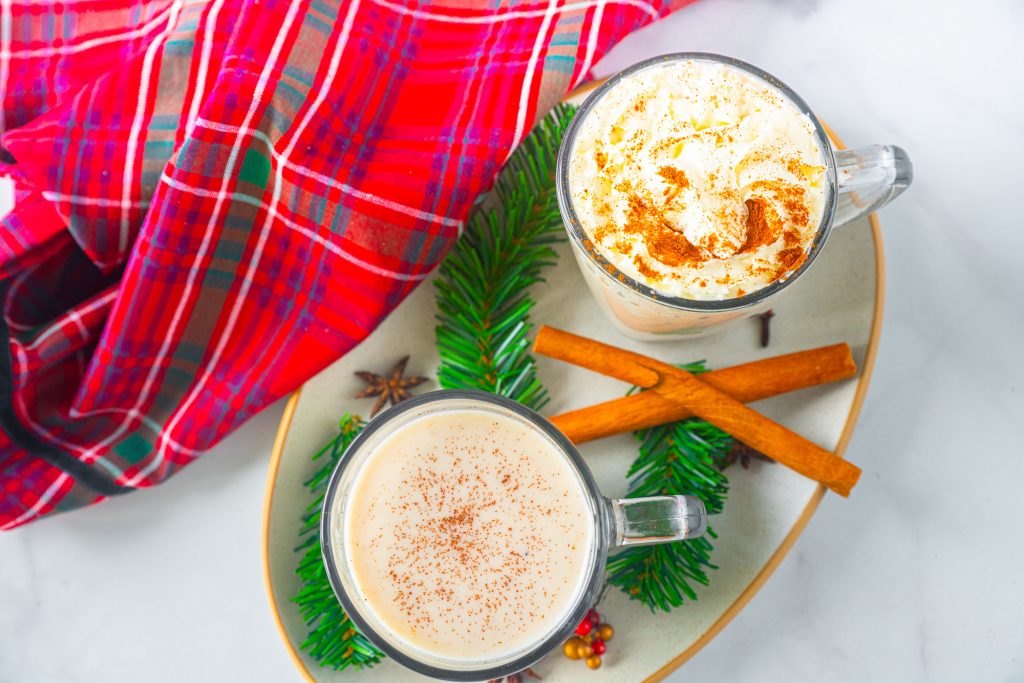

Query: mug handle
[832,144,913,227]
[608,495,708,547]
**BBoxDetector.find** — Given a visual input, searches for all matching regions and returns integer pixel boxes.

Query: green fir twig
[292,415,384,670]
[606,363,734,612]
[434,103,576,408]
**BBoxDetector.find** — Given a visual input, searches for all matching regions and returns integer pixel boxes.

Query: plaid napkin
[0,0,688,530]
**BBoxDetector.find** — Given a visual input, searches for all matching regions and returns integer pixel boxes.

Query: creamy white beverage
[338,409,594,661]
[569,58,828,300]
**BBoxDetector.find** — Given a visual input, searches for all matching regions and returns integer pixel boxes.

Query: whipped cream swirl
[569,59,828,300]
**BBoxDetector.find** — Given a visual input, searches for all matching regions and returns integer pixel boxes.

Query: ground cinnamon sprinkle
[617,191,707,267]
[574,130,823,298]
[633,253,663,281]
[657,166,690,189]
[764,244,809,285]
[357,418,592,653]
[652,136,686,154]
[649,226,704,266]
[612,239,632,255]
[748,180,810,231]
[782,194,809,229]
[740,197,778,253]
[776,246,807,273]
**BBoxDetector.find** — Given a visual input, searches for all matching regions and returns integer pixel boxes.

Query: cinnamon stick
[549,343,857,443]
[535,327,662,388]
[534,325,862,496]
[658,371,862,497]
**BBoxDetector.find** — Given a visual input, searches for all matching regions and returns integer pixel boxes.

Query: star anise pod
[354,356,427,416]
[718,441,774,470]
[488,668,541,683]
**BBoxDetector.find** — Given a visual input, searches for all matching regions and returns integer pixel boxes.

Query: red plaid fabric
[0,0,689,530]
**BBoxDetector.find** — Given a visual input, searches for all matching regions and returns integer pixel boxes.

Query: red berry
[588,609,600,626]
[575,619,593,636]
[592,639,606,655]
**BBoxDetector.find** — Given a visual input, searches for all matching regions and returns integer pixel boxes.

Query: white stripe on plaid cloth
[370,0,658,23]
[41,191,152,208]
[578,0,607,85]
[193,118,464,228]
[13,346,126,477]
[25,290,118,351]
[0,3,177,59]
[122,1,184,253]
[508,0,559,160]
[185,0,227,139]
[159,173,429,281]
[0,0,12,136]
[0,473,69,530]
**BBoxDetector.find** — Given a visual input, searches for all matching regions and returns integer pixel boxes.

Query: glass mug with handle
[556,52,913,339]
[320,390,708,681]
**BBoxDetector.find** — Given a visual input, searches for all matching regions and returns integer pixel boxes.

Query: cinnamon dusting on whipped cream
[569,59,827,300]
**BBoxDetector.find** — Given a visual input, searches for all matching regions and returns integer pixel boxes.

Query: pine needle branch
[606,362,734,612]
[435,104,576,409]
[292,415,384,670]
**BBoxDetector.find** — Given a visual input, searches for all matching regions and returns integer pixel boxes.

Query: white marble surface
[1,0,1022,681]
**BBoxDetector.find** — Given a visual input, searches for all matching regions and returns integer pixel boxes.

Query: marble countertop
[2,0,1022,681]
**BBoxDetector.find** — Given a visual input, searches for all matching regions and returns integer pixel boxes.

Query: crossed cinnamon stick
[534,326,863,497]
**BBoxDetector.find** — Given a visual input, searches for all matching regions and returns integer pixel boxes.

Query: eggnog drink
[337,408,594,661]
[568,58,828,300]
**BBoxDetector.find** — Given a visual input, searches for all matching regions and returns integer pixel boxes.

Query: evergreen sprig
[434,103,576,409]
[292,415,384,670]
[606,362,734,612]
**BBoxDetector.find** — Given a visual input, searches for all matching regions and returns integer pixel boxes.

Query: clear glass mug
[556,52,913,340]
[320,390,708,681]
